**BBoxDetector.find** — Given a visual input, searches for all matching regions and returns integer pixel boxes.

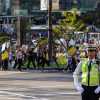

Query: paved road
[0,71,81,100]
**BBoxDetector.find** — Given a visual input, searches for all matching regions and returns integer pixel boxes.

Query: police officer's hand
[94,86,100,94]
[76,85,84,94]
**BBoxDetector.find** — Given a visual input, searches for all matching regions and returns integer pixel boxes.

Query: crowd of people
[0,45,50,71]
[0,43,100,72]
[66,44,100,72]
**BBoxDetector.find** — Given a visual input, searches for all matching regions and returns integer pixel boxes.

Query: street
[0,71,81,100]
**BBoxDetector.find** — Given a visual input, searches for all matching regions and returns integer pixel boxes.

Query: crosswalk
[0,88,80,100]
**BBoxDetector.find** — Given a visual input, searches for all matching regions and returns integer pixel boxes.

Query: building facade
[0,0,11,15]
[59,0,100,11]
[0,0,2,15]
[52,0,59,10]
[11,0,40,16]
[0,0,100,16]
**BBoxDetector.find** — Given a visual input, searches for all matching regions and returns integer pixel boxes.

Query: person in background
[40,46,49,70]
[37,46,42,69]
[1,48,9,71]
[13,47,23,71]
[16,48,23,71]
[33,47,38,67]
[13,47,19,70]
[96,45,100,60]
[0,52,2,70]
[8,49,14,68]
[37,46,49,71]
[76,46,80,64]
[27,47,36,70]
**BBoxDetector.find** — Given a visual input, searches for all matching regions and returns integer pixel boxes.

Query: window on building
[20,0,40,14]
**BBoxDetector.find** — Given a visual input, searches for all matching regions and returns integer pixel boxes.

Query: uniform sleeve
[73,62,82,88]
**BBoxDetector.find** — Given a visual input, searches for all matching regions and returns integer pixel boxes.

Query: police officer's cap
[87,45,96,51]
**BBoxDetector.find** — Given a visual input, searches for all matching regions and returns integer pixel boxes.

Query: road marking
[55,92,80,95]
[0,95,18,100]
[0,90,49,100]
[32,85,72,88]
[0,91,36,99]
[0,88,80,99]
[0,71,25,76]
[30,92,80,96]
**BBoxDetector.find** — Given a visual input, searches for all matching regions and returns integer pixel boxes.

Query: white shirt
[16,51,23,59]
[97,51,100,59]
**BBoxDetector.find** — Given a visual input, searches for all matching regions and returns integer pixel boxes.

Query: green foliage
[0,33,9,44]
[0,36,9,44]
[53,11,86,40]
[37,37,48,47]
[35,11,87,49]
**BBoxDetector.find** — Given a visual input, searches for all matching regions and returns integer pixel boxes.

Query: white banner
[40,0,48,10]
[1,43,6,52]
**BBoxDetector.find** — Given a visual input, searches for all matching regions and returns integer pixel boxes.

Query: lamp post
[48,0,53,63]
[86,26,91,44]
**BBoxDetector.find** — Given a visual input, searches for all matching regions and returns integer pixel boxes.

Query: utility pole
[48,0,53,63]
[16,16,21,46]
[13,0,21,46]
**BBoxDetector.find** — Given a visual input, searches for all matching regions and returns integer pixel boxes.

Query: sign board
[40,0,59,10]
[52,0,59,10]
[14,9,28,16]
[40,0,48,10]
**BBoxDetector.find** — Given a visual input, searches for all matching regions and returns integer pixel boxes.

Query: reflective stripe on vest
[81,61,99,86]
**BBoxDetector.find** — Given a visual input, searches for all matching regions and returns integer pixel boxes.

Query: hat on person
[87,45,96,51]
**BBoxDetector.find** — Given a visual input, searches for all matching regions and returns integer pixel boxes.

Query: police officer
[73,45,100,100]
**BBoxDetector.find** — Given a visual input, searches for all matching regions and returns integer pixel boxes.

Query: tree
[36,11,87,56]
[53,11,86,42]
[37,37,48,47]
[0,33,9,45]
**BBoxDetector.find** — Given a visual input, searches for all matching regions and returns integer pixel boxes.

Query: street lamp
[48,0,53,63]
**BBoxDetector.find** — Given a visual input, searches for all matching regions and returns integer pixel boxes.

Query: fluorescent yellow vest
[81,60,99,86]
[2,51,8,61]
